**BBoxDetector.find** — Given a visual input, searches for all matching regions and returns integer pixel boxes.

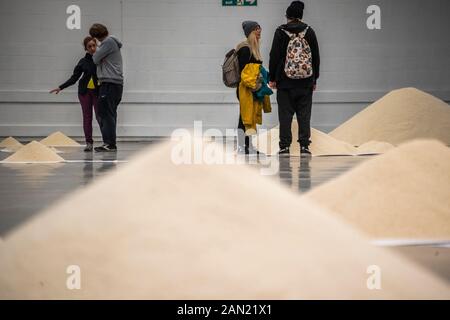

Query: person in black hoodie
[269,1,320,155]
[50,36,99,152]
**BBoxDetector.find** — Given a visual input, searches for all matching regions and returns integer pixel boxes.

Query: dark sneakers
[84,143,93,152]
[300,145,312,155]
[278,146,311,156]
[278,147,290,155]
[94,144,117,152]
[237,146,247,155]
[247,146,263,156]
[237,146,263,156]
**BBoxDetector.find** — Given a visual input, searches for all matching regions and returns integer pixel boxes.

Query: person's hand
[49,88,61,94]
[269,81,277,89]
[313,84,317,91]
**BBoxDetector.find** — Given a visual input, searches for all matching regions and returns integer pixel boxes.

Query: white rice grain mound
[0,137,23,152]
[0,139,448,299]
[330,88,450,146]
[40,131,80,147]
[306,140,450,239]
[254,125,392,156]
[2,141,64,163]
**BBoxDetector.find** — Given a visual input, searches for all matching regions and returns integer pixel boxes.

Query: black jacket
[237,46,262,73]
[59,53,99,95]
[269,21,320,89]
[236,45,262,99]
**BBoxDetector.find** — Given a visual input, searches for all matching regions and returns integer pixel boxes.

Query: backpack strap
[300,26,309,38]
[282,26,309,39]
[236,41,252,63]
[236,41,250,51]
[282,29,295,40]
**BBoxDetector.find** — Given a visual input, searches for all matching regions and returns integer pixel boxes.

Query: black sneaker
[278,147,290,156]
[237,146,246,155]
[300,146,312,155]
[94,144,117,152]
[247,146,263,156]
[84,143,93,152]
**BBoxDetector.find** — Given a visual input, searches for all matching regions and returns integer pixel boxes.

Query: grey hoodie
[93,35,124,85]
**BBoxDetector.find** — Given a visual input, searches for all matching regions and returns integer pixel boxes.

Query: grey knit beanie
[242,21,260,38]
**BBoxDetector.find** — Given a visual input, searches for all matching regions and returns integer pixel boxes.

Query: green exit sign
[223,0,257,6]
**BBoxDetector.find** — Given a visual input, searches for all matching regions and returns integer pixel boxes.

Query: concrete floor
[0,140,449,285]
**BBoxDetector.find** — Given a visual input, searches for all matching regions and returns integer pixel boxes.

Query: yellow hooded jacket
[239,63,272,134]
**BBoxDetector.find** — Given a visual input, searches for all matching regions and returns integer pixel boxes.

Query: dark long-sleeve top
[237,46,262,73]
[269,21,320,89]
[59,53,99,95]
[236,45,262,99]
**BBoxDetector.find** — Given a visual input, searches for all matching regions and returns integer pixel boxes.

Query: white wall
[0,0,449,137]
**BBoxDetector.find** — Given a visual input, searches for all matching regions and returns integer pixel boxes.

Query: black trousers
[237,115,250,149]
[97,83,123,146]
[277,87,313,149]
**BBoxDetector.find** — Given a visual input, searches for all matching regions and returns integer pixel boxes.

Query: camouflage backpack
[283,26,313,79]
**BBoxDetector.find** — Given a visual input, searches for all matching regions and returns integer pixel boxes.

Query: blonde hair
[247,31,262,61]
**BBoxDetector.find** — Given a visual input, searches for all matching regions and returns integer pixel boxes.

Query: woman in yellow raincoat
[236,21,272,155]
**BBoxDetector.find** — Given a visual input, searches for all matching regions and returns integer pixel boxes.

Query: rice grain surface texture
[0,137,23,148]
[0,139,449,299]
[330,88,450,146]
[355,141,395,155]
[306,140,450,239]
[0,137,23,151]
[40,131,81,147]
[2,141,65,163]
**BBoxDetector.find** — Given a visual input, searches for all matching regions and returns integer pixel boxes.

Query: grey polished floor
[0,140,372,236]
[0,140,449,284]
[0,141,157,236]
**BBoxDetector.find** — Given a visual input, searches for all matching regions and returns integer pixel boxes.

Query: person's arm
[308,28,320,85]
[269,29,282,85]
[92,38,114,65]
[52,59,83,93]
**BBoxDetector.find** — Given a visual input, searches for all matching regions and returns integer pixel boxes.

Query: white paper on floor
[372,239,450,248]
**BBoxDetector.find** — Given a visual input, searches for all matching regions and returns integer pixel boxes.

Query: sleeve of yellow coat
[239,64,271,132]
[240,64,260,90]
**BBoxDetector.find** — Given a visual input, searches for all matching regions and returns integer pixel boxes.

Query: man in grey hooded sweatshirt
[89,23,124,152]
